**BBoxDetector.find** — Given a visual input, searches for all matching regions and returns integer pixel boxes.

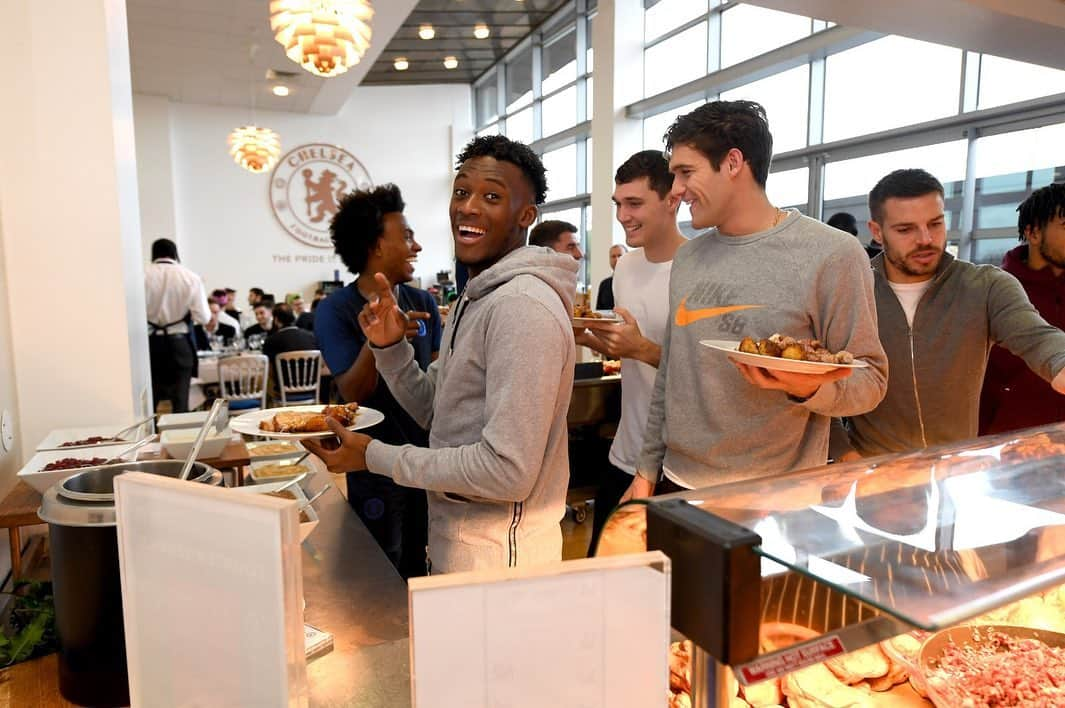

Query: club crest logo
[270,143,372,248]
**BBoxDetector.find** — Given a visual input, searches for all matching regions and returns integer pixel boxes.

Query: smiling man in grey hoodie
[305,136,579,573]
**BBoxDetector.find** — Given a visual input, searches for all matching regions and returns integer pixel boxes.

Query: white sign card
[114,472,308,707]
[409,551,671,708]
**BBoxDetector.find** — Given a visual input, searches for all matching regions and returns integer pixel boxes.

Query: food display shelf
[597,422,1065,708]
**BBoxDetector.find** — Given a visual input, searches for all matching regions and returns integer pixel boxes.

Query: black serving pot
[37,460,222,707]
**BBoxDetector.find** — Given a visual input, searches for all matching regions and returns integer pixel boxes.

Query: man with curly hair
[314,183,440,578]
[981,183,1065,434]
[306,136,578,573]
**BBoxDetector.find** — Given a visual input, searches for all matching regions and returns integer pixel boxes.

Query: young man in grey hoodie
[305,136,579,573]
[629,100,889,496]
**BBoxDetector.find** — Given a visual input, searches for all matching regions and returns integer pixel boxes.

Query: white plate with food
[701,337,870,374]
[573,310,621,326]
[246,439,306,462]
[230,403,385,439]
[36,424,143,452]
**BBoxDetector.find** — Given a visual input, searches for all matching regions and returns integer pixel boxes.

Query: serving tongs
[111,414,157,442]
[178,399,229,481]
[99,435,158,466]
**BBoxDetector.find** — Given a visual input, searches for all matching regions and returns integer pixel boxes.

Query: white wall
[133,94,179,257]
[0,208,23,500]
[0,0,149,456]
[152,84,472,303]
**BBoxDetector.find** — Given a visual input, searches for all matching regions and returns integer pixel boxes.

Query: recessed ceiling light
[419,24,435,40]
[271,85,290,97]
[394,57,409,71]
[443,56,458,70]
[473,24,490,39]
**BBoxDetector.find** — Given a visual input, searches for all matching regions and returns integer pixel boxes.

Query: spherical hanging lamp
[227,126,282,174]
[269,0,374,78]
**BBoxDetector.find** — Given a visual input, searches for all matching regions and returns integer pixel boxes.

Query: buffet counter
[0,471,413,707]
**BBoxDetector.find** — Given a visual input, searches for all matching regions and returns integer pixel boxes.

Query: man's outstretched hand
[357,272,409,348]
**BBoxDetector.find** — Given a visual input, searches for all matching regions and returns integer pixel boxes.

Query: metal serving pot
[38,460,222,707]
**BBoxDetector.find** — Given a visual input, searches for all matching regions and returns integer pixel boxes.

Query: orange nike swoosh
[674,298,762,327]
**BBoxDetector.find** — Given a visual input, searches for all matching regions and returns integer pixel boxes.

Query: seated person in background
[242,287,264,330]
[314,183,440,578]
[297,297,319,331]
[197,299,237,347]
[529,219,583,261]
[980,182,1065,435]
[243,301,276,339]
[836,170,1065,460]
[263,303,318,396]
[595,243,628,311]
[223,287,241,321]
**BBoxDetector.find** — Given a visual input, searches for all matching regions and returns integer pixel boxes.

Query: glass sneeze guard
[600,423,1065,632]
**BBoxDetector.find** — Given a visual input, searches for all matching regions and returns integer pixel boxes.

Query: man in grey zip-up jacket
[305,136,578,573]
[840,169,1065,458]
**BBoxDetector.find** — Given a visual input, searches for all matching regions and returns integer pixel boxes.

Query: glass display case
[597,422,1065,707]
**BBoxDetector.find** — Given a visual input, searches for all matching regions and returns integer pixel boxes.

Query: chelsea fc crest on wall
[270,143,372,248]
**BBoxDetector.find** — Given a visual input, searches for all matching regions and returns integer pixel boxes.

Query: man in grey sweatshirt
[836,169,1065,459]
[305,136,578,573]
[631,100,889,495]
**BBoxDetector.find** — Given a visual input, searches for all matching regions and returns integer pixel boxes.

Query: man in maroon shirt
[980,183,1065,434]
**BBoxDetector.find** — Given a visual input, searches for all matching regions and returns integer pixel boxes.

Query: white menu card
[114,472,308,707]
[409,551,671,708]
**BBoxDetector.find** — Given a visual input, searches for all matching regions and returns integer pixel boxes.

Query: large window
[978,55,1065,110]
[720,4,811,68]
[720,65,810,153]
[823,36,962,143]
[644,23,708,97]
[543,27,577,94]
[642,99,704,150]
[505,47,534,113]
[636,0,1065,261]
[644,0,709,44]
[472,1,595,286]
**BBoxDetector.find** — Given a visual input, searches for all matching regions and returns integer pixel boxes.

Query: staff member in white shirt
[575,150,685,547]
[145,239,210,413]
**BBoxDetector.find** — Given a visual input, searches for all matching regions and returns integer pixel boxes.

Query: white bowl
[232,479,319,542]
[160,427,231,460]
[248,457,312,483]
[157,411,212,432]
[18,443,137,494]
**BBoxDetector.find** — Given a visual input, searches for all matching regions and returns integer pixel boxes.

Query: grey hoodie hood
[465,244,578,308]
[366,243,578,573]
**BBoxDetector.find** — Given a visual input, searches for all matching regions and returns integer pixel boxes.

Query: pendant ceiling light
[228,126,282,174]
[270,0,374,78]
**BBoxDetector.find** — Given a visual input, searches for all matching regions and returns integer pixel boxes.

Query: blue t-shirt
[315,281,442,446]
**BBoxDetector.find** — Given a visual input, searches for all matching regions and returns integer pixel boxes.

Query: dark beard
[1038,234,1065,270]
[885,245,941,278]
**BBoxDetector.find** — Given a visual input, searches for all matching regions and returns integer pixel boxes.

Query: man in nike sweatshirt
[630,101,889,494]
[306,136,578,573]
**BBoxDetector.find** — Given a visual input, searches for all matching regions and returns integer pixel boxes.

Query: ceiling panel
[127,0,420,115]
[362,0,572,86]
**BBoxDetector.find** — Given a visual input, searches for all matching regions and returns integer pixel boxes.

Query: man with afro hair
[981,182,1065,434]
[314,183,440,578]
[306,136,579,573]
